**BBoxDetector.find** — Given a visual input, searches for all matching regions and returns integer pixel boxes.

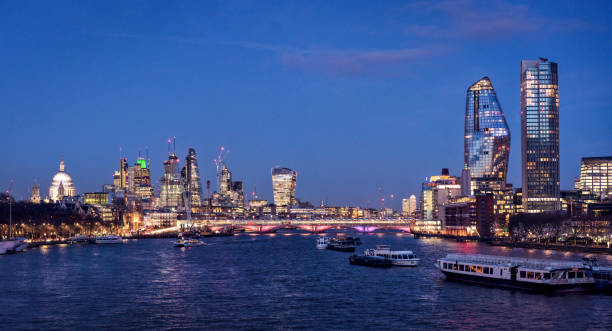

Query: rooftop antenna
[167,139,171,157]
[173,136,176,156]
[145,146,150,167]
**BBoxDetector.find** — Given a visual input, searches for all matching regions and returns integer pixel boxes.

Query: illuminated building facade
[521,58,560,213]
[579,156,612,201]
[132,157,154,200]
[159,153,183,209]
[402,195,417,216]
[464,76,510,194]
[83,192,110,205]
[181,148,203,207]
[419,169,461,232]
[48,159,76,202]
[119,157,128,190]
[30,181,41,204]
[271,167,297,208]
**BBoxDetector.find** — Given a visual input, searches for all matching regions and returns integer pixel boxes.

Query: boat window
[520,271,526,278]
[490,268,494,275]
[443,263,448,269]
[453,264,458,270]
[527,272,534,279]
[576,272,583,278]
[568,272,575,279]
[403,255,408,259]
[535,273,542,280]
[483,267,488,274]
[500,269,503,276]
[543,273,551,280]
[459,264,464,271]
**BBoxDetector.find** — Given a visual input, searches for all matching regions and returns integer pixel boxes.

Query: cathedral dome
[49,159,76,202]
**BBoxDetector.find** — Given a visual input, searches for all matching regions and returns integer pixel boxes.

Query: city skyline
[2,1,611,209]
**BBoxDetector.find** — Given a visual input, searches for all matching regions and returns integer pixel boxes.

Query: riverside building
[521,58,560,213]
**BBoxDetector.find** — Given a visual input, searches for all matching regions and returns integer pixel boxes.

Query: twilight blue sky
[1,1,611,209]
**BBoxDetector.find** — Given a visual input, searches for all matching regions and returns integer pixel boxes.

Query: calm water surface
[1,231,611,330]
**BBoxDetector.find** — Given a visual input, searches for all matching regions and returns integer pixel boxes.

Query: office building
[159,153,183,209]
[271,167,297,208]
[578,156,612,201]
[181,148,203,207]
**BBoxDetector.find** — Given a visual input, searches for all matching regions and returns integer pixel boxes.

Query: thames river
[1,231,611,330]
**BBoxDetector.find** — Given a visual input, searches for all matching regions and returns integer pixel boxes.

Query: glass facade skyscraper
[464,77,510,193]
[159,153,184,209]
[521,58,560,213]
[271,167,297,207]
[181,148,203,207]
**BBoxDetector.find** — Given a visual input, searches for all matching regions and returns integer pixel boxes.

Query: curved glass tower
[464,76,510,193]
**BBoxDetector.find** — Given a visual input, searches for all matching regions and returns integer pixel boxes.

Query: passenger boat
[316,237,330,250]
[437,254,595,292]
[583,257,612,293]
[95,235,123,244]
[349,254,393,268]
[364,245,420,266]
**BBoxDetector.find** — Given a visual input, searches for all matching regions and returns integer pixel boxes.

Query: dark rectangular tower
[521,58,560,213]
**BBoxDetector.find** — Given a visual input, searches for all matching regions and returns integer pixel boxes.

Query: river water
[1,231,611,330]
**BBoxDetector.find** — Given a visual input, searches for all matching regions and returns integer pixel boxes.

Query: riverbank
[411,231,611,254]
[489,241,611,254]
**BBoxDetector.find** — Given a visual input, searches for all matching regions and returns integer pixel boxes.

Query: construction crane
[213,146,229,191]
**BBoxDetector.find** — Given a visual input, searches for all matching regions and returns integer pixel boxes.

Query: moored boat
[0,237,27,254]
[437,254,595,292]
[364,245,420,266]
[316,237,330,250]
[95,235,123,244]
[174,238,205,247]
[349,254,393,268]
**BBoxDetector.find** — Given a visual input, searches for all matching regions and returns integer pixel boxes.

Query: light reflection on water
[0,232,610,330]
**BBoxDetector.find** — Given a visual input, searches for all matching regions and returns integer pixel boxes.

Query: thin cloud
[280,45,448,77]
[404,0,589,39]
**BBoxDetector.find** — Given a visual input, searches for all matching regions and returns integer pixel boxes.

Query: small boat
[437,254,596,292]
[364,245,420,266]
[95,235,123,244]
[316,237,330,250]
[327,241,355,252]
[349,254,393,268]
[174,238,205,247]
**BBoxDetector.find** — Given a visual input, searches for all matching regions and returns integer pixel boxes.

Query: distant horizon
[2,1,611,209]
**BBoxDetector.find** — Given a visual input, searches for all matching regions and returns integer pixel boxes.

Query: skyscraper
[521,58,560,213]
[464,77,510,194]
[181,148,203,207]
[132,157,154,200]
[159,153,183,209]
[271,167,297,208]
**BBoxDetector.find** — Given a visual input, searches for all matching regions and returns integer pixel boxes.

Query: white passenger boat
[437,254,595,292]
[364,245,420,266]
[316,237,330,250]
[95,235,123,244]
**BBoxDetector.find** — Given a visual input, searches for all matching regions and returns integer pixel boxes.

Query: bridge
[173,218,413,234]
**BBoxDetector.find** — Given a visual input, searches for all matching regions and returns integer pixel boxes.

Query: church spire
[59,157,65,172]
